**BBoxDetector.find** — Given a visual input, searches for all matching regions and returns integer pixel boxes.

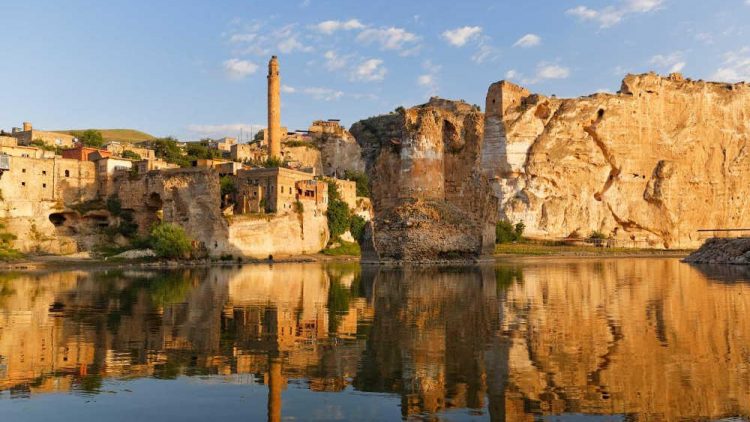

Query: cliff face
[486,73,750,248]
[351,98,498,262]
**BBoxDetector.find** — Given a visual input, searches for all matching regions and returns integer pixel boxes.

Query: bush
[322,240,361,256]
[344,170,370,198]
[220,176,237,197]
[496,220,524,244]
[149,223,193,259]
[72,129,105,148]
[106,196,122,216]
[349,215,367,242]
[326,180,351,239]
[589,231,607,240]
[122,150,141,160]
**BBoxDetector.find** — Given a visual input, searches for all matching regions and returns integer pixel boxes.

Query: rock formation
[684,237,750,264]
[485,73,750,249]
[351,98,498,262]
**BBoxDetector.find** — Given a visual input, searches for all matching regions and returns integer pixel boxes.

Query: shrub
[349,215,367,242]
[589,231,607,240]
[325,180,350,239]
[149,223,193,259]
[106,196,122,216]
[322,240,361,256]
[220,176,237,197]
[343,170,370,198]
[72,129,105,148]
[122,150,141,160]
[496,220,524,244]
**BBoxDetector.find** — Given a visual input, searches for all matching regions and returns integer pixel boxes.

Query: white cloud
[323,50,348,71]
[281,85,296,93]
[188,123,264,137]
[650,52,686,73]
[314,19,364,34]
[352,58,387,82]
[223,59,258,79]
[302,87,344,101]
[537,64,570,80]
[471,42,500,64]
[566,0,664,28]
[513,33,541,48]
[417,60,441,96]
[229,22,312,56]
[505,69,519,80]
[417,74,433,86]
[442,26,482,47]
[356,27,420,51]
[712,47,750,82]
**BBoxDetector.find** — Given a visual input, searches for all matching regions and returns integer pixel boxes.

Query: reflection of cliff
[354,266,506,419]
[501,258,750,420]
[2,261,750,420]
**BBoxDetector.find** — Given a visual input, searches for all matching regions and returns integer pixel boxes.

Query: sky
[1,0,749,141]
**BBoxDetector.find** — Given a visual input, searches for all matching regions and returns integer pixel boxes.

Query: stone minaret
[267,56,281,159]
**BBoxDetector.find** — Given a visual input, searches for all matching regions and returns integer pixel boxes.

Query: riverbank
[0,244,694,272]
[494,242,691,258]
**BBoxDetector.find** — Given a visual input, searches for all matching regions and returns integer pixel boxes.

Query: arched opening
[443,120,462,153]
[597,108,605,119]
[64,169,70,178]
[147,192,163,210]
[49,213,66,226]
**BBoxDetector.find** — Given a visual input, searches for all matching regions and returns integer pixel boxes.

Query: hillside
[54,129,155,144]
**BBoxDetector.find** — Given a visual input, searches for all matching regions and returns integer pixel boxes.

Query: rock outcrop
[351,98,498,262]
[486,73,750,249]
[684,237,750,264]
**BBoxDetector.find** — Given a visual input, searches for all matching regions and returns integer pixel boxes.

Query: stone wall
[351,98,497,262]
[226,208,329,258]
[488,73,750,248]
[0,156,98,253]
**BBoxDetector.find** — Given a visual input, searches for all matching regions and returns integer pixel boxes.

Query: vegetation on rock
[343,170,370,197]
[149,223,193,259]
[496,220,525,244]
[325,179,351,239]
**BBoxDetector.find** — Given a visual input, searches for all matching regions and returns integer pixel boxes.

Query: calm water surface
[0,258,749,421]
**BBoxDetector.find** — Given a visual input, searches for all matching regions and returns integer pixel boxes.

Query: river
[0,258,748,421]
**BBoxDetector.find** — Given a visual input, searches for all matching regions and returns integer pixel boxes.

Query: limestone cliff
[485,73,750,248]
[351,98,497,262]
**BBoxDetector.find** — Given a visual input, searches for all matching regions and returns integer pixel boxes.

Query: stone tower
[267,56,281,159]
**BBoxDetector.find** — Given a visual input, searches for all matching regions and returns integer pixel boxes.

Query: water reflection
[0,259,749,421]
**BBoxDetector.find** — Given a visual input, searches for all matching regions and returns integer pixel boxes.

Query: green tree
[148,137,190,167]
[121,150,142,160]
[30,139,57,152]
[220,176,237,197]
[149,223,193,259]
[349,215,366,242]
[496,220,524,244]
[326,179,351,239]
[74,130,105,148]
[343,170,370,198]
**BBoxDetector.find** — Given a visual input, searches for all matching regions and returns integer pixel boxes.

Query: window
[21,182,25,187]
[22,169,26,173]
[42,170,46,175]
[42,183,47,188]
[64,170,70,177]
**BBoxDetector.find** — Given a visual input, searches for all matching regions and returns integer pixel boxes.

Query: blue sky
[1,0,749,141]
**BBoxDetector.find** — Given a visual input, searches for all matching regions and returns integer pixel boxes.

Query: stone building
[9,122,76,148]
[333,178,357,210]
[0,137,55,159]
[61,145,112,161]
[233,167,319,214]
[104,141,156,160]
[135,158,178,174]
[208,137,238,152]
[230,143,264,163]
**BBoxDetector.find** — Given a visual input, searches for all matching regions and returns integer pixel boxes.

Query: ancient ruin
[351,98,498,262]
[485,73,750,249]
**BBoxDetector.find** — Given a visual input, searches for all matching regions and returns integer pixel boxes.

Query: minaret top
[268,56,279,76]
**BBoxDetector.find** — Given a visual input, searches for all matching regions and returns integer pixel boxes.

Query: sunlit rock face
[350,98,498,262]
[486,73,750,248]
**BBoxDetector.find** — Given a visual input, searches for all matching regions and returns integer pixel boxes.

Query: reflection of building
[2,261,749,421]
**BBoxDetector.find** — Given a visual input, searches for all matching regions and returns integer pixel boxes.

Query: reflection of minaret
[267,355,283,422]
[267,56,281,159]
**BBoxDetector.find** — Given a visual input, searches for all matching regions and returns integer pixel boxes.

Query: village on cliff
[1,54,749,264]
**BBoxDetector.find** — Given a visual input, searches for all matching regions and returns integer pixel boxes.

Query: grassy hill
[54,129,155,144]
